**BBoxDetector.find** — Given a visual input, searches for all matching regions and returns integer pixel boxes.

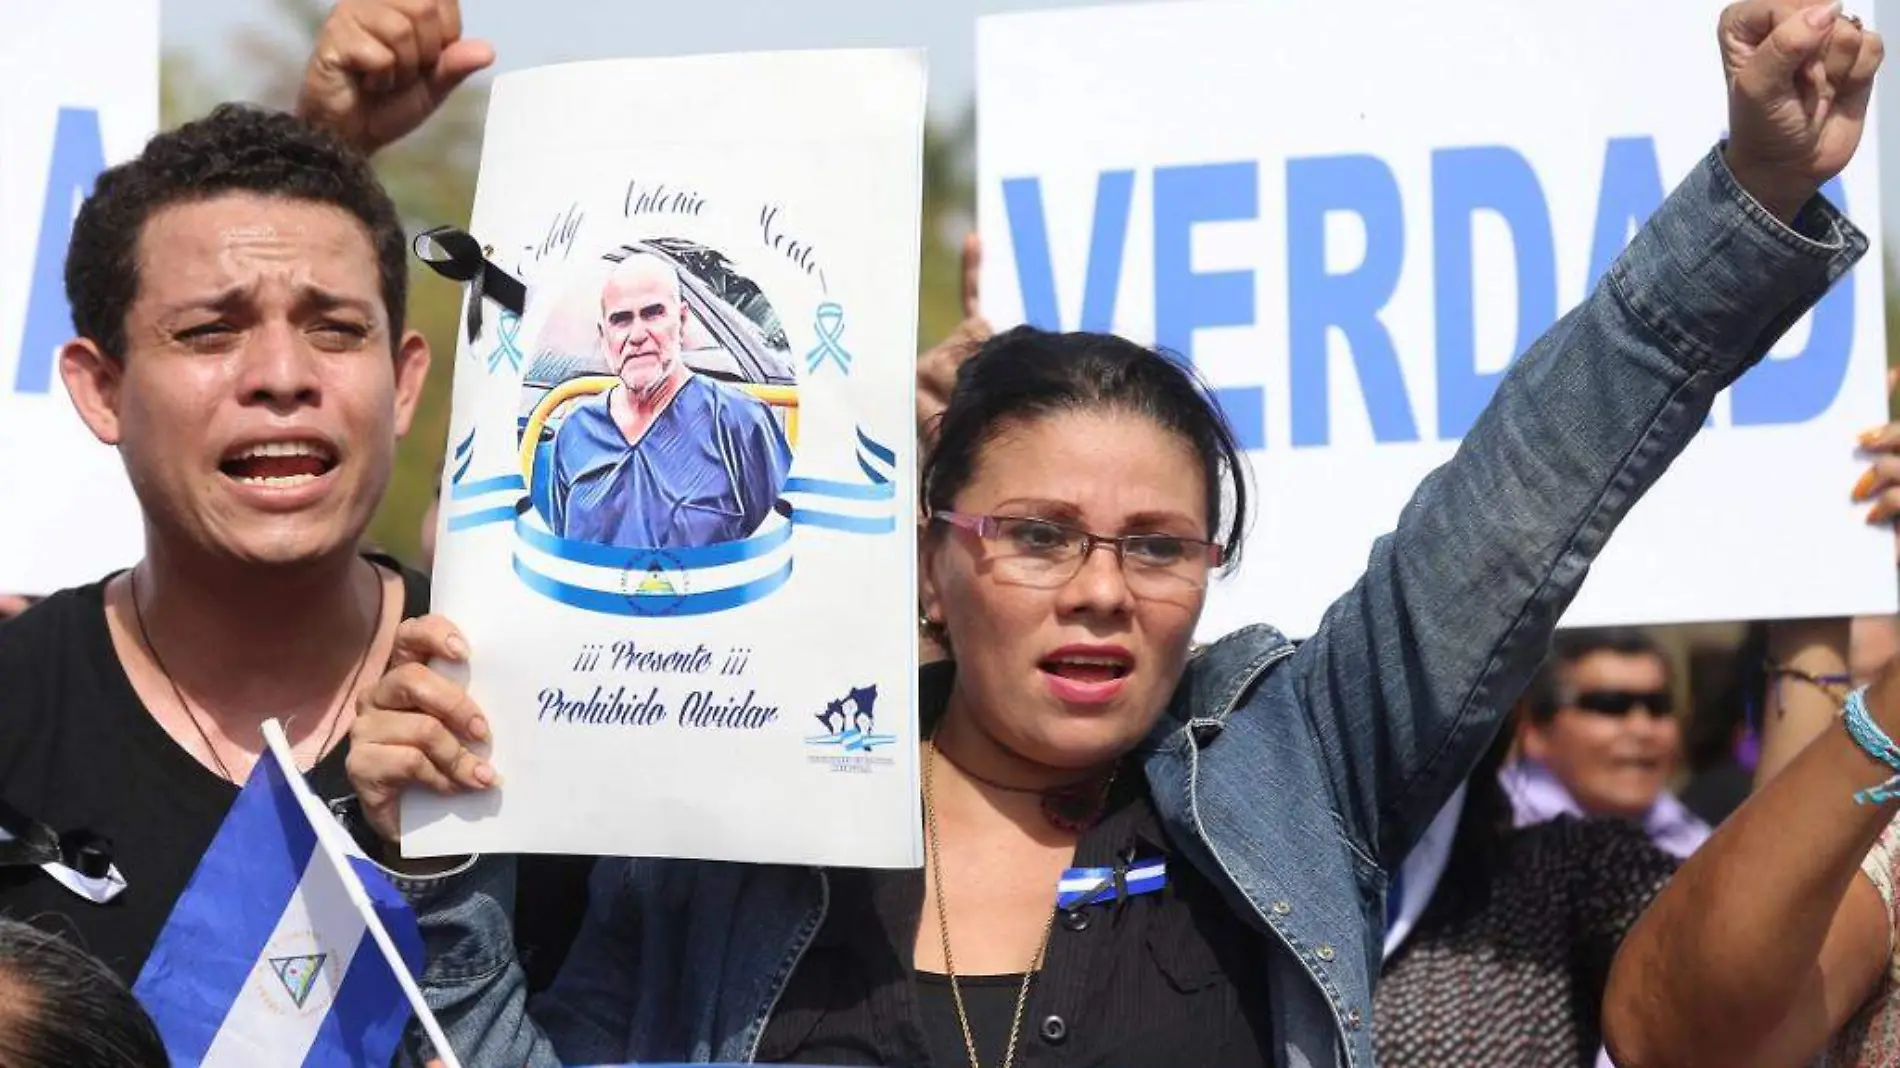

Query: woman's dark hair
[920,326,1250,566]
[0,920,168,1067]
[1731,621,1773,739]
[1426,711,1523,925]
[1686,621,1768,770]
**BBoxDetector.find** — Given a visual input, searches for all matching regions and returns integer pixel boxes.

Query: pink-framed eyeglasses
[930,511,1223,592]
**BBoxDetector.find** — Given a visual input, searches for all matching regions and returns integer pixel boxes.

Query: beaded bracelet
[1842,687,1900,805]
[1769,661,1855,700]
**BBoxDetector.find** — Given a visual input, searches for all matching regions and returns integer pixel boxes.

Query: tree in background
[918,104,976,349]
[160,0,975,569]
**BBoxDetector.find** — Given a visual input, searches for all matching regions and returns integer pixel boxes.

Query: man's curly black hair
[64,103,408,359]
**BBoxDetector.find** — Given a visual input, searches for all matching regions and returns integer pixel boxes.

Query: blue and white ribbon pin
[1056,858,1166,910]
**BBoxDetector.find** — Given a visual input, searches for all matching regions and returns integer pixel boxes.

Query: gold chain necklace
[924,737,1058,1068]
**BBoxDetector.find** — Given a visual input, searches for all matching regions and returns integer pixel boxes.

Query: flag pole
[351,874,466,1068]
[262,720,467,1068]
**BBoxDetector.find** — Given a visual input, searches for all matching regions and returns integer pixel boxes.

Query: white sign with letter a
[0,2,156,594]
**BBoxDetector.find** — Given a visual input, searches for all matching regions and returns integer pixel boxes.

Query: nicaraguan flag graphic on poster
[132,721,455,1068]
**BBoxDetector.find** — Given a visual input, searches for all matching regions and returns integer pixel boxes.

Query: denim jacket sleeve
[1285,144,1866,869]
[393,856,642,1067]
[391,856,555,1068]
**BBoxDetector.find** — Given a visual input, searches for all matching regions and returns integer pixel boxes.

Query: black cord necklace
[929,733,1120,832]
[127,561,385,783]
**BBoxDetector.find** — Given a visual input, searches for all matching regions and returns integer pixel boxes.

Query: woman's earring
[919,610,948,649]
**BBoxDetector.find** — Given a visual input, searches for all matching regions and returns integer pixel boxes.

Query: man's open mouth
[218,440,339,487]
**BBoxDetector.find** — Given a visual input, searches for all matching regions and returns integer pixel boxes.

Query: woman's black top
[756,662,1276,1067]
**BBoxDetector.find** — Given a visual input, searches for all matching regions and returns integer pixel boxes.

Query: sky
[159,0,1900,242]
[159,0,1154,120]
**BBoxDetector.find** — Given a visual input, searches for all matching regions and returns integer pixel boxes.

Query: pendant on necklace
[1041,782,1110,832]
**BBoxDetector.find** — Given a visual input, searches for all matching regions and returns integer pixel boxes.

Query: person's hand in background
[296,0,494,156]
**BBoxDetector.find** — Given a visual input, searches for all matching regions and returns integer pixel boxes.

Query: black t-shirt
[0,562,401,983]
[0,555,592,991]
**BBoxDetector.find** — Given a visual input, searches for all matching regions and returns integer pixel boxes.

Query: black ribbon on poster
[0,794,114,881]
[412,225,527,344]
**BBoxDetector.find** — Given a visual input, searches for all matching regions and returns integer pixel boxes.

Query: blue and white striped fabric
[447,423,901,618]
[1055,859,1167,909]
[132,722,430,1068]
[445,472,527,534]
[510,507,798,616]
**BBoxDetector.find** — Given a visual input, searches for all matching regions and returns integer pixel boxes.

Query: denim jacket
[391,146,1864,1068]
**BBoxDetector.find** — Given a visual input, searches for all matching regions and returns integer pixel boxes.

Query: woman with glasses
[343,5,1880,1066]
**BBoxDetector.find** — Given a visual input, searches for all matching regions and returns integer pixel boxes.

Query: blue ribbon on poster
[804,302,853,374]
[444,426,898,618]
[487,310,524,375]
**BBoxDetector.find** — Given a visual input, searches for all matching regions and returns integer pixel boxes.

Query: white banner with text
[978,0,1894,637]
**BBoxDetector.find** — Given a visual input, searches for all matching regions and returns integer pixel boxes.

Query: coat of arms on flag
[270,953,329,1009]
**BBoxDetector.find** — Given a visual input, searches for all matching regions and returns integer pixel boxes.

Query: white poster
[408,51,926,867]
[978,0,1895,638]
[0,2,155,594]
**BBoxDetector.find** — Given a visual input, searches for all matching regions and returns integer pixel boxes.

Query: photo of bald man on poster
[528,245,795,550]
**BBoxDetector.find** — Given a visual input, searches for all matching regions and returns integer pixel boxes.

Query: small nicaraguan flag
[132,720,459,1068]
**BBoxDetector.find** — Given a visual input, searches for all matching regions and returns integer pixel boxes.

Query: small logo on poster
[806,684,896,772]
[618,549,690,616]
